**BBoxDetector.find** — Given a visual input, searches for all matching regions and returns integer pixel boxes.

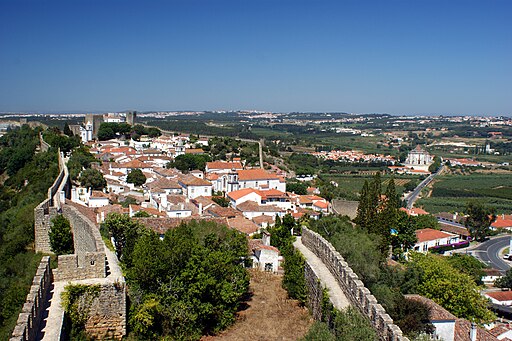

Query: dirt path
[203,270,313,341]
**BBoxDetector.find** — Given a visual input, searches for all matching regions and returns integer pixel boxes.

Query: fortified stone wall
[53,205,106,281]
[39,133,50,152]
[301,227,408,341]
[34,151,67,253]
[85,283,127,340]
[10,257,52,341]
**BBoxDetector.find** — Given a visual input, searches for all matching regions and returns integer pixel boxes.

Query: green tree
[167,154,211,172]
[354,180,371,229]
[212,196,230,207]
[79,168,106,190]
[49,215,74,255]
[63,122,73,136]
[447,254,486,285]
[127,169,146,186]
[391,211,418,255]
[286,182,308,195]
[410,252,495,323]
[464,201,496,242]
[102,213,147,266]
[495,269,512,289]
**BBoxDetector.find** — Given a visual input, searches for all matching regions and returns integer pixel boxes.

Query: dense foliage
[67,146,98,180]
[49,215,74,255]
[79,168,106,190]
[97,122,132,141]
[43,127,81,153]
[126,169,146,186]
[309,214,495,336]
[102,214,250,340]
[0,126,59,339]
[464,201,497,241]
[167,154,211,172]
[409,253,495,323]
[268,214,307,304]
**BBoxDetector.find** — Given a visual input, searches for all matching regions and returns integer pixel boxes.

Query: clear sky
[0,0,510,115]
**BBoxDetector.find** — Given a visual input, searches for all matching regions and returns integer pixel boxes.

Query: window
[423,244,428,252]
[264,263,273,272]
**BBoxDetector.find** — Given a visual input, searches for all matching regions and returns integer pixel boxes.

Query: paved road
[405,165,444,209]
[471,235,511,272]
[293,237,351,310]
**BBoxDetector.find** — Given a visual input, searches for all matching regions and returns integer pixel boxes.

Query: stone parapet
[10,256,52,341]
[301,227,409,341]
[85,283,127,340]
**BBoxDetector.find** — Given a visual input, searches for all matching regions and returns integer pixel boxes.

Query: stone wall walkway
[293,237,351,310]
[38,247,124,341]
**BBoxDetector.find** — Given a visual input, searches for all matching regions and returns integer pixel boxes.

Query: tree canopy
[127,169,146,187]
[102,215,250,339]
[464,201,496,242]
[167,154,211,172]
[79,168,106,190]
[49,215,74,255]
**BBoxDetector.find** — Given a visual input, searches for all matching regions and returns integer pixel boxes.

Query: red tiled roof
[228,216,260,235]
[206,161,243,170]
[415,228,455,243]
[238,169,279,181]
[236,201,282,213]
[439,223,471,237]
[248,239,279,253]
[405,295,456,321]
[486,291,512,302]
[178,174,211,186]
[227,188,257,201]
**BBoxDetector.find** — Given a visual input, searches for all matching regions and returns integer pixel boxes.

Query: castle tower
[227,169,239,192]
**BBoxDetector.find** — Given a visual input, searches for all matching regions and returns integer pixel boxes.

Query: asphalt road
[471,235,511,272]
[405,165,444,209]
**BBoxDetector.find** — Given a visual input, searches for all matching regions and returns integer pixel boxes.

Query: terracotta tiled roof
[185,148,204,154]
[149,178,181,190]
[238,169,279,181]
[122,159,150,169]
[415,228,455,243]
[492,215,512,229]
[206,161,243,170]
[178,174,211,187]
[439,223,471,237]
[252,215,275,225]
[486,291,512,302]
[227,188,257,201]
[248,239,279,253]
[207,205,241,218]
[91,190,108,198]
[313,201,329,209]
[405,295,456,321]
[236,201,282,213]
[454,318,498,341]
[228,216,260,235]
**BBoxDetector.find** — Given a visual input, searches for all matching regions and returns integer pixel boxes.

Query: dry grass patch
[203,270,313,341]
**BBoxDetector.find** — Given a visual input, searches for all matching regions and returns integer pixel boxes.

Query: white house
[237,169,286,192]
[249,232,280,273]
[88,191,110,208]
[178,174,212,199]
[413,228,460,253]
[235,201,283,220]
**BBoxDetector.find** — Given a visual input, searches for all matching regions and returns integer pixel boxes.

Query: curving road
[471,235,511,272]
[405,165,444,209]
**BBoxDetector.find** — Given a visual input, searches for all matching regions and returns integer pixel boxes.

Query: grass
[416,173,512,213]
[323,174,415,199]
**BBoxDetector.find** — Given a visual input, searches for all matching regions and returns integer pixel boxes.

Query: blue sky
[0,0,510,115]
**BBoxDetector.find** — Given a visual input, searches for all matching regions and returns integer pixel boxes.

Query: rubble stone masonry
[9,257,52,341]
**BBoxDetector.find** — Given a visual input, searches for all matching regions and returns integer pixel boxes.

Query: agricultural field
[416,173,512,214]
[322,174,417,201]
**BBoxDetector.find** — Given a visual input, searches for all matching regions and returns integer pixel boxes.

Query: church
[404,145,434,172]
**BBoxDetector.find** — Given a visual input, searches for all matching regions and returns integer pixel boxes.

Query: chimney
[470,323,477,341]
[160,195,167,211]
[262,231,271,246]
[198,203,203,216]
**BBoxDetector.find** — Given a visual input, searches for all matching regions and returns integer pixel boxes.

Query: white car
[503,253,511,260]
